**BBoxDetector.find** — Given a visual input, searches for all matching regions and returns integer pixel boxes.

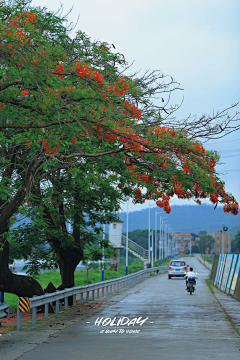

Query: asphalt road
[6,257,240,359]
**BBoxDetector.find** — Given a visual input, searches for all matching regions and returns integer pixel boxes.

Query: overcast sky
[34,0,240,212]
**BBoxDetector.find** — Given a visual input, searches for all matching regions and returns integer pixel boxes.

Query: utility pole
[126,200,129,275]
[155,212,157,267]
[222,222,224,254]
[151,231,154,267]
[148,203,151,268]
[102,224,105,281]
[190,235,191,256]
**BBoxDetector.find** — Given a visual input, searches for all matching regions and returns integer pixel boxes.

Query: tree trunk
[58,247,83,305]
[58,249,82,289]
[0,225,44,297]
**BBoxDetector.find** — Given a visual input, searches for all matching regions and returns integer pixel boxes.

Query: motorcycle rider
[185,267,197,289]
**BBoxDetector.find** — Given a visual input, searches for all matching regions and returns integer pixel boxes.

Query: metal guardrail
[121,235,149,258]
[17,264,169,329]
[0,302,9,319]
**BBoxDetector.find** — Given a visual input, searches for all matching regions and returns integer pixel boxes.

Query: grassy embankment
[4,258,172,312]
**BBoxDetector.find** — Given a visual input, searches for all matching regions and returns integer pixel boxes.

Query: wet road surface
[10,257,240,359]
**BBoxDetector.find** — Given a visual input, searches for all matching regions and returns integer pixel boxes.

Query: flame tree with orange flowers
[0,0,239,297]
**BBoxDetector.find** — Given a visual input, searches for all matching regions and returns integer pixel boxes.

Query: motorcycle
[186,273,197,295]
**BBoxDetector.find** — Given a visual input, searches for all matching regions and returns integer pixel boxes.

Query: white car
[168,260,188,279]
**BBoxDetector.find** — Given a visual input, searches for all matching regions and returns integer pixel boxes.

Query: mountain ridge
[116,204,240,238]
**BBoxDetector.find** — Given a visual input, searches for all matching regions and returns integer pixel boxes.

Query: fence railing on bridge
[121,235,149,259]
[198,255,212,270]
[16,264,169,330]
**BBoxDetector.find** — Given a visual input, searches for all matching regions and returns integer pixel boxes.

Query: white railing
[121,235,149,259]
[198,255,213,270]
[17,264,168,329]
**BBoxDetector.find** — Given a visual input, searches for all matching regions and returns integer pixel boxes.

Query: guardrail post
[80,293,83,304]
[65,296,68,310]
[73,294,76,307]
[92,290,94,300]
[102,286,104,297]
[97,289,99,298]
[86,291,89,303]
[32,306,37,324]
[56,290,60,313]
[45,303,49,318]
[31,295,38,324]
[110,285,112,294]
[117,282,119,291]
[17,299,21,330]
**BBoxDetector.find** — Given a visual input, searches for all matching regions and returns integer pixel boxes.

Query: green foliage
[231,231,240,253]
[203,257,214,264]
[198,234,215,254]
[185,249,190,254]
[191,244,199,253]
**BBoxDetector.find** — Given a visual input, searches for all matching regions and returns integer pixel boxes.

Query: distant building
[108,220,124,271]
[171,233,198,254]
[208,230,231,254]
[199,231,207,237]
[109,220,124,248]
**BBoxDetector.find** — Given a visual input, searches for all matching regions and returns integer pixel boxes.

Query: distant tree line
[231,231,240,253]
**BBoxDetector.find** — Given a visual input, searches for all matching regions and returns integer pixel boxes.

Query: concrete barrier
[210,254,240,300]
[233,273,240,301]
[210,254,219,283]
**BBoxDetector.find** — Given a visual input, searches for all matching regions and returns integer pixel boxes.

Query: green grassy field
[203,257,214,264]
[3,258,172,312]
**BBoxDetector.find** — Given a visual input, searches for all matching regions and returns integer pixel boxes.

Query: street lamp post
[155,211,162,267]
[126,200,129,275]
[163,222,169,262]
[150,230,154,267]
[169,226,171,258]
[148,203,155,268]
[190,234,191,256]
[167,224,169,260]
[222,223,224,254]
[102,224,105,281]
[160,217,168,262]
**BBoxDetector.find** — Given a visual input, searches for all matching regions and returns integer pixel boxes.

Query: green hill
[117,204,240,237]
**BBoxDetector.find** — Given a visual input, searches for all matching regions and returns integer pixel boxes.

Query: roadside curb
[206,279,240,336]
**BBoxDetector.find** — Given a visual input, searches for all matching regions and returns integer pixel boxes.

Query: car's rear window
[170,261,185,267]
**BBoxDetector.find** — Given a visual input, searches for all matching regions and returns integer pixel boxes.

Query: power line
[219,169,240,172]
[219,149,240,153]
[204,139,240,146]
[220,154,240,159]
